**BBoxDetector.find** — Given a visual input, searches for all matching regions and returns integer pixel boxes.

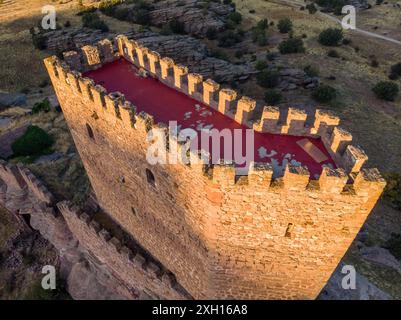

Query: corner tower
[44,35,385,299]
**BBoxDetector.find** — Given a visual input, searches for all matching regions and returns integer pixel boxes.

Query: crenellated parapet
[43,35,383,196]
[57,201,190,299]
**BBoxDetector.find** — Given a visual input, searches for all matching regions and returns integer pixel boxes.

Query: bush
[318,28,343,46]
[372,81,399,101]
[264,89,282,105]
[277,18,293,33]
[306,3,317,14]
[32,33,47,50]
[82,12,109,32]
[252,19,268,46]
[218,30,243,47]
[389,62,401,80]
[382,172,401,210]
[227,12,242,25]
[32,98,51,114]
[11,125,54,157]
[255,60,268,71]
[278,38,305,54]
[312,85,337,103]
[257,70,279,88]
[256,19,268,30]
[304,65,319,77]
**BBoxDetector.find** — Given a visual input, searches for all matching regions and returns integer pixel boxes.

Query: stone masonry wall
[0,161,188,299]
[43,36,386,299]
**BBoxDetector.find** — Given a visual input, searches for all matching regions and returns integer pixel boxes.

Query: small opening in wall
[119,176,125,183]
[131,207,137,216]
[285,223,294,238]
[86,123,94,140]
[146,168,156,187]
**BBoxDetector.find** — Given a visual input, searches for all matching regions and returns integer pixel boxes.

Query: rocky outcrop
[319,263,392,300]
[0,92,26,108]
[148,0,233,37]
[277,68,319,91]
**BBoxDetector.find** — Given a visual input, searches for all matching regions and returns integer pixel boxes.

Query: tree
[306,3,317,14]
[278,38,305,54]
[12,126,54,157]
[277,18,293,33]
[257,70,279,88]
[312,85,337,103]
[264,90,282,104]
[318,28,343,46]
[227,12,242,25]
[389,62,401,80]
[372,81,399,101]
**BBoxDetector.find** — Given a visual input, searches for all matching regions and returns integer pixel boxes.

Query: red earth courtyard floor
[84,58,336,178]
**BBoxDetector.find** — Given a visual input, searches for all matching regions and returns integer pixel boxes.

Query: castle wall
[0,160,188,299]
[43,37,386,299]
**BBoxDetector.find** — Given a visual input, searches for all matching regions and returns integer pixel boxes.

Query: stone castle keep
[38,35,386,299]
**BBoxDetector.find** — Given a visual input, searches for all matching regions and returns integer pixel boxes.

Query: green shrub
[312,84,337,103]
[227,12,242,25]
[318,28,343,46]
[264,89,282,105]
[11,125,54,157]
[304,65,319,77]
[256,19,268,30]
[278,38,305,54]
[389,62,401,80]
[277,18,293,33]
[82,12,109,32]
[306,3,317,14]
[218,30,243,47]
[372,81,399,101]
[255,60,268,71]
[32,33,48,50]
[32,98,51,114]
[257,70,279,88]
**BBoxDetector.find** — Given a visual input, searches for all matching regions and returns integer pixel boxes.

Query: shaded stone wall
[0,161,189,299]
[43,36,386,299]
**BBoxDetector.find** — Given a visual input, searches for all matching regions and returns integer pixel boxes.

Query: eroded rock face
[148,0,234,37]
